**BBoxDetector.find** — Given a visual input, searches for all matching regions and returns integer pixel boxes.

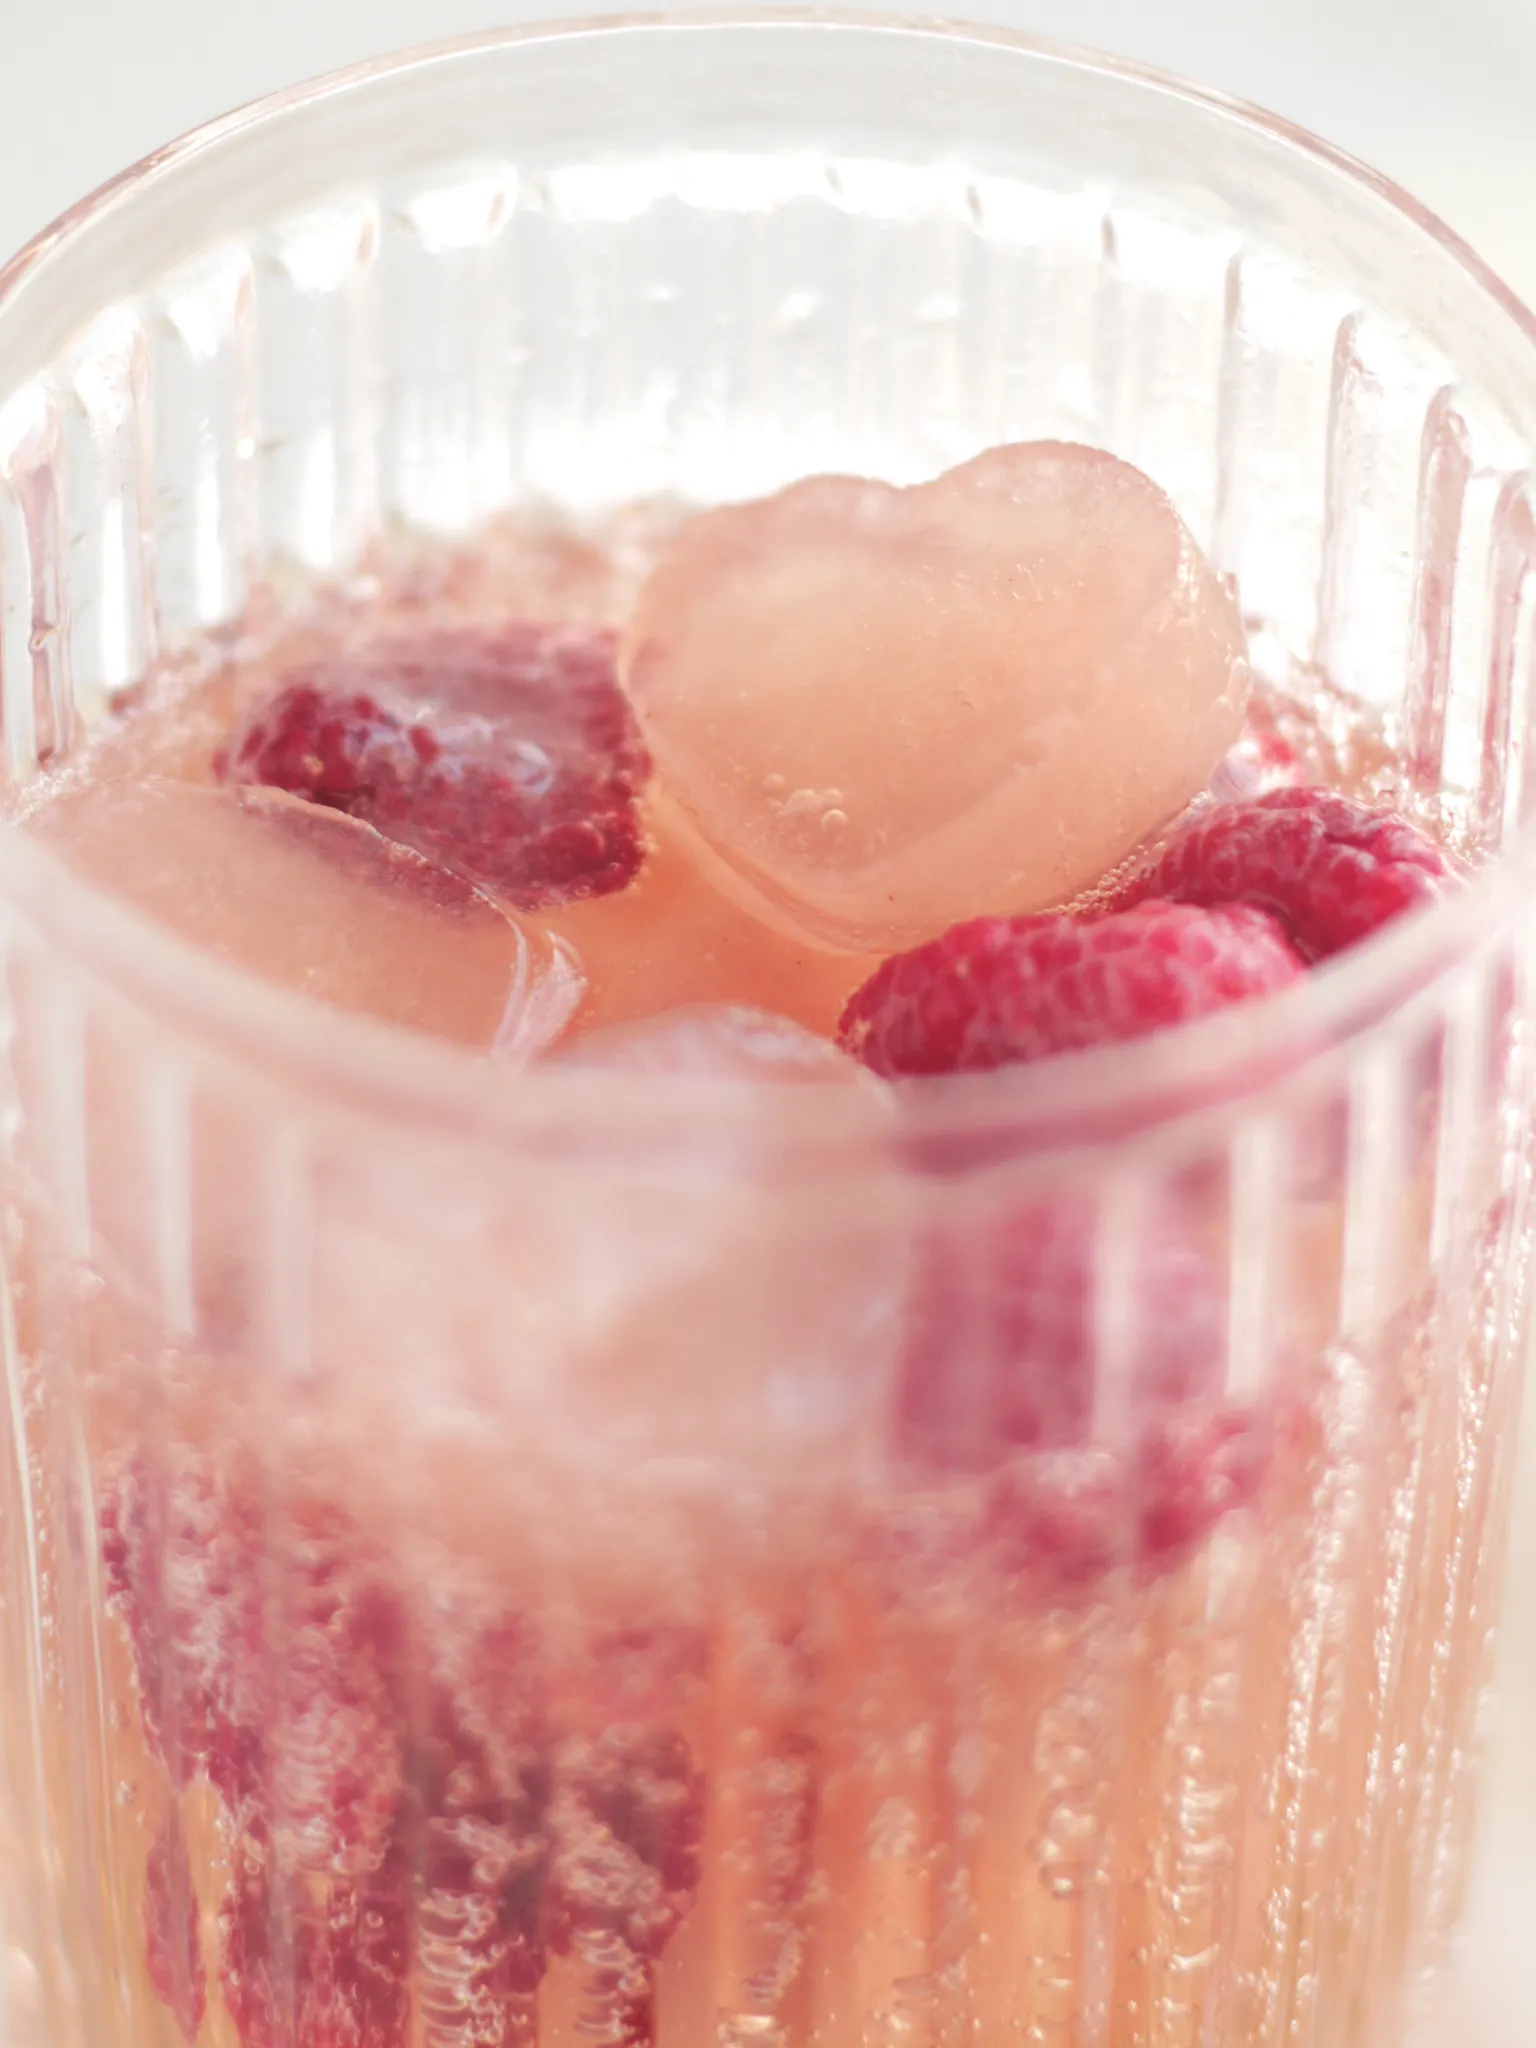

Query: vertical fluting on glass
[0,25,1533,2048]
[0,389,70,790]
[1483,476,1536,837]
[152,247,259,641]
[0,920,64,2048]
[68,312,157,710]
[257,198,381,576]
[383,168,517,534]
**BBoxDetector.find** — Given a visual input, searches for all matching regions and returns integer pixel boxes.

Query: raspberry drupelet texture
[836,860,1316,1581]
[217,623,651,911]
[1116,786,1454,961]
[837,899,1304,1079]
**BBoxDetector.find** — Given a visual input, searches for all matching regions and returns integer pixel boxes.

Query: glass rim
[1,4,1534,1167]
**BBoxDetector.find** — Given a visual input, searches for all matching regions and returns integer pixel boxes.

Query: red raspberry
[979,1453,1127,1588]
[219,1603,553,2048]
[104,1456,705,2048]
[1136,1405,1271,1565]
[101,1458,268,1805]
[216,623,650,911]
[411,1611,551,2034]
[103,1460,409,1842]
[897,1195,1228,1470]
[545,1726,703,2045]
[978,1404,1268,1587]
[544,1630,705,2048]
[1119,786,1454,961]
[144,1811,206,2042]
[897,1190,1265,1580]
[221,1819,413,2048]
[838,900,1303,1079]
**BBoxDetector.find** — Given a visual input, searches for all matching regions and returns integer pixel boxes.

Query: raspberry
[103,1459,410,1839]
[979,1404,1268,1587]
[144,1810,206,2042]
[101,1457,267,1805]
[897,1195,1228,1472]
[219,1603,554,2048]
[1136,1405,1271,1565]
[105,1463,412,2047]
[542,1630,705,2047]
[838,900,1303,1079]
[895,1189,1264,1578]
[546,1725,704,2048]
[221,1819,413,2048]
[411,1612,551,2039]
[217,623,650,911]
[263,1516,407,1878]
[839,892,1294,1573]
[1119,786,1454,961]
[104,1456,706,2048]
[980,1453,1126,1588]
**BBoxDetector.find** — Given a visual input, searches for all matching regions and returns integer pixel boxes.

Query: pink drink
[2,22,1535,2048]
[0,495,1525,2048]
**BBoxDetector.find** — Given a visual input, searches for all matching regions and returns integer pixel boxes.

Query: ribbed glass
[1,17,1535,2048]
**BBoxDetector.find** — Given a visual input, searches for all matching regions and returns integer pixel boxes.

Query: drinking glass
[2,16,1535,2048]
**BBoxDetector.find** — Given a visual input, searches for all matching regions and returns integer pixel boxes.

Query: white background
[2,0,1536,307]
[0,3,1532,2042]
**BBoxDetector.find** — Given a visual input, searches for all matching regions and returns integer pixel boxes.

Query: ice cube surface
[560,1003,866,1082]
[623,442,1250,949]
[536,797,872,1041]
[31,777,581,1052]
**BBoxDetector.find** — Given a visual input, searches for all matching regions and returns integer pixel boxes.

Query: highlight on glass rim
[1,15,1534,2048]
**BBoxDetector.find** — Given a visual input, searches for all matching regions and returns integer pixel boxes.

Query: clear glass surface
[2,15,1536,2048]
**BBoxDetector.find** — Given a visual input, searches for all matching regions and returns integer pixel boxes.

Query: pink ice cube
[31,777,580,1053]
[623,443,1249,950]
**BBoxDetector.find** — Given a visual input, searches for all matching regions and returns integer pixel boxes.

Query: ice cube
[301,1013,909,1544]
[558,1005,864,1083]
[30,777,581,1053]
[623,443,1249,950]
[535,796,873,1042]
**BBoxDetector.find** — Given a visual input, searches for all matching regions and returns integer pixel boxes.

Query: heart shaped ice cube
[622,443,1249,950]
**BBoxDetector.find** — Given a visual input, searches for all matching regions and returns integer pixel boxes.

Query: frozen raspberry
[217,623,650,911]
[411,1611,551,2040]
[980,1453,1127,1588]
[221,1819,413,2048]
[542,1628,704,2046]
[838,900,1303,1079]
[1118,787,1454,961]
[1136,1405,1270,1565]
[144,1810,206,2043]
[546,1725,704,2047]
[978,1404,1268,1586]
[896,1195,1228,1473]
[896,1187,1271,1580]
[101,1458,268,1805]
[105,1456,711,2048]
[105,1461,414,2046]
